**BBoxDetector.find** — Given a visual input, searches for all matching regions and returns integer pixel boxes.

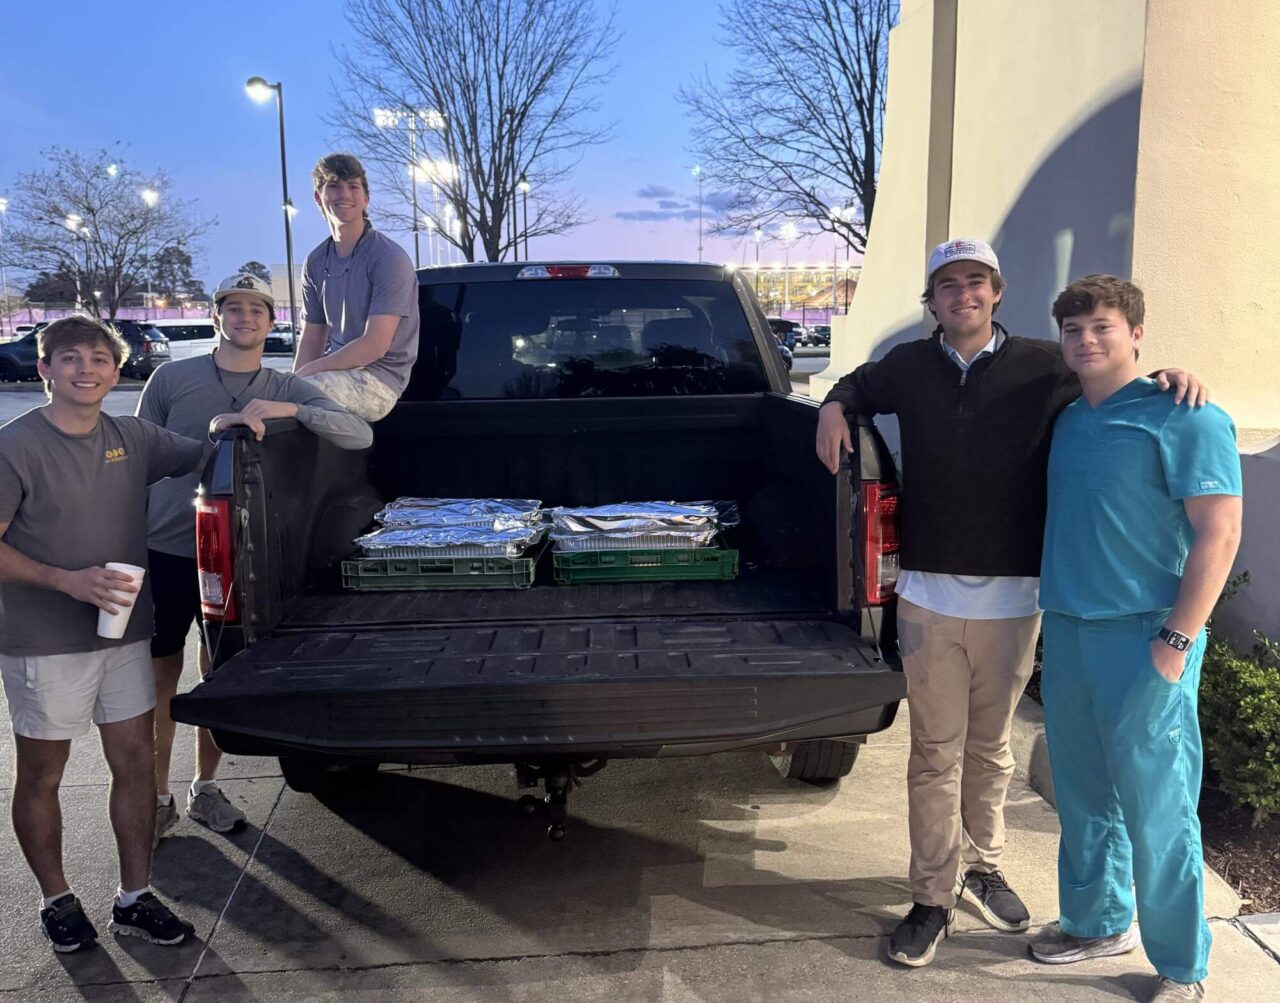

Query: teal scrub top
[1040,377,1241,619]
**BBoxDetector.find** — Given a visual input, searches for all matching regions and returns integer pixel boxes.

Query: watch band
[1158,626,1191,651]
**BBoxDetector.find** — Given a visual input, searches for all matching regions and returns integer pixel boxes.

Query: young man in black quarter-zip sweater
[815,239,1208,969]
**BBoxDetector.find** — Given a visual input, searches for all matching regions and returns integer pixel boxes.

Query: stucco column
[1131,1,1280,438]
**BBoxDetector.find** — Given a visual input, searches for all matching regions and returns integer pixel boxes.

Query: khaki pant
[897,597,1040,907]
[301,368,400,422]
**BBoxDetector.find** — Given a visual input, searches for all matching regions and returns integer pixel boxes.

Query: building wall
[1129,0,1280,438]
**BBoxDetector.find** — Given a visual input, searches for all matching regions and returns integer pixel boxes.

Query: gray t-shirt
[138,355,373,558]
[301,224,420,396]
[0,409,205,656]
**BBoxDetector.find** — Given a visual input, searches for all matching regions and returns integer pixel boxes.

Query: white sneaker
[186,785,247,833]
[1028,922,1141,964]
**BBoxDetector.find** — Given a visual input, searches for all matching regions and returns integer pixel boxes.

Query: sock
[157,793,174,806]
[115,886,149,909]
[41,889,73,910]
[191,779,218,797]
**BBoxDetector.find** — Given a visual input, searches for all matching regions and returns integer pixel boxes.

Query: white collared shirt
[895,327,1041,620]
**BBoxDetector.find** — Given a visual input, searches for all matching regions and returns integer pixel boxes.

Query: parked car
[150,318,218,361]
[767,317,801,349]
[806,324,832,347]
[172,260,905,836]
[109,320,170,380]
[0,330,39,382]
[13,323,36,339]
[267,322,295,354]
[777,337,794,371]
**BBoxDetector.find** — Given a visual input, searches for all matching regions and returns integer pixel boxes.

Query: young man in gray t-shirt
[294,153,420,421]
[0,317,202,952]
[138,272,371,841]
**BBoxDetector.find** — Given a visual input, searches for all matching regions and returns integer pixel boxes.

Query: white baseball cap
[213,272,274,310]
[926,238,1001,283]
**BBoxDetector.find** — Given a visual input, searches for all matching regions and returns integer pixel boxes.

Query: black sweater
[823,325,1080,577]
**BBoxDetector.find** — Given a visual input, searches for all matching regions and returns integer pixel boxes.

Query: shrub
[1200,624,1280,827]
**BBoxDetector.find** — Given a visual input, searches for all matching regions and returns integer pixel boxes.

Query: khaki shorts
[0,640,155,740]
[300,367,399,422]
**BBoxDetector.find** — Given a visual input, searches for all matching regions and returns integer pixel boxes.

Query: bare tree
[329,0,617,263]
[4,147,213,319]
[679,0,895,251]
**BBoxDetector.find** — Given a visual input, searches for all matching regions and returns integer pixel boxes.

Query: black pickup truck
[172,261,905,837]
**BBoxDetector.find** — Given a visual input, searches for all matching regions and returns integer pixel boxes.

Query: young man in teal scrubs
[1032,275,1242,1001]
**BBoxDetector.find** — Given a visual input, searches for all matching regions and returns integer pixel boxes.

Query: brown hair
[1052,274,1145,329]
[38,316,129,368]
[921,268,1006,315]
[312,153,369,199]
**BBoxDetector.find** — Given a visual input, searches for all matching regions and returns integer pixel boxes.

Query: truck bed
[278,567,828,631]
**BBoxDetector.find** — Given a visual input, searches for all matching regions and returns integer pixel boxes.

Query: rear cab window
[404,276,769,401]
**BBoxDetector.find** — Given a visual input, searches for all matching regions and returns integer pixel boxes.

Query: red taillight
[196,498,237,621]
[863,482,900,605]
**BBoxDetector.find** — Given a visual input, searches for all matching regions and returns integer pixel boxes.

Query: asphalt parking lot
[1,629,1277,1001]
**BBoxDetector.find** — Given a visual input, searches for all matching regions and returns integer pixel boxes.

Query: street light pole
[246,77,298,334]
[0,197,10,339]
[691,165,704,261]
[409,116,421,269]
[754,227,762,297]
[518,179,530,260]
[140,188,159,320]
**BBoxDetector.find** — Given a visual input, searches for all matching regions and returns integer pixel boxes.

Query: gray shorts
[300,367,399,421]
[0,640,155,740]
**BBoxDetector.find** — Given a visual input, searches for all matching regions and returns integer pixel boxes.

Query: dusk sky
[0,0,841,288]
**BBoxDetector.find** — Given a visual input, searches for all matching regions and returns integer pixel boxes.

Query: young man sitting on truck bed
[0,317,204,952]
[814,239,1207,969]
[292,153,421,421]
[139,272,372,842]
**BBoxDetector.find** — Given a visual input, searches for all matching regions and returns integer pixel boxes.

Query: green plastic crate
[552,542,739,585]
[341,542,543,591]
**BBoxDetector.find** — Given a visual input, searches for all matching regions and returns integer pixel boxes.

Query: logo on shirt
[104,447,128,464]
[1199,479,1221,490]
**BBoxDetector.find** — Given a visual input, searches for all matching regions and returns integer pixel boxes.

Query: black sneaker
[40,894,98,953]
[108,892,195,946]
[887,903,954,967]
[959,868,1030,932]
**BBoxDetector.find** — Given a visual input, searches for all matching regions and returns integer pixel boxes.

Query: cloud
[702,191,737,212]
[636,184,676,199]
[657,199,688,210]
[614,208,702,222]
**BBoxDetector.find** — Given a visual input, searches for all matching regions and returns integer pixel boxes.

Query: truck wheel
[770,740,860,785]
[279,755,328,793]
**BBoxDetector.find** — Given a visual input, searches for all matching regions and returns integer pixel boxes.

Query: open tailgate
[172,617,905,760]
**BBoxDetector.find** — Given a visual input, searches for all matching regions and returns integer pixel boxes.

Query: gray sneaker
[1028,922,1141,964]
[154,798,180,847]
[1150,977,1205,1001]
[187,785,247,834]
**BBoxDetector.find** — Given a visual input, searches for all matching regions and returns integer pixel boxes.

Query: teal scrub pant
[1041,611,1211,984]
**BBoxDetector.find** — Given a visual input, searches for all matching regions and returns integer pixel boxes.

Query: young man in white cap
[138,272,372,842]
[293,153,420,421]
[815,239,1207,968]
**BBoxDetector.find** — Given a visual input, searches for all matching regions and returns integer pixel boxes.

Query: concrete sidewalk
[0,642,1276,1000]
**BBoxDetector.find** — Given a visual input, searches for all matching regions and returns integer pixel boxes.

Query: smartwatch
[1158,626,1191,652]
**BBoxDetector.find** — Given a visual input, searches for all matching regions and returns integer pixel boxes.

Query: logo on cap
[944,240,979,259]
[234,277,257,290]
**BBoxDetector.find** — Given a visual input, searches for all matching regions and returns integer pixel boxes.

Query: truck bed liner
[279,568,827,631]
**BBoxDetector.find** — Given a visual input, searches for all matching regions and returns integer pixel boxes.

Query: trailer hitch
[514,759,609,841]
